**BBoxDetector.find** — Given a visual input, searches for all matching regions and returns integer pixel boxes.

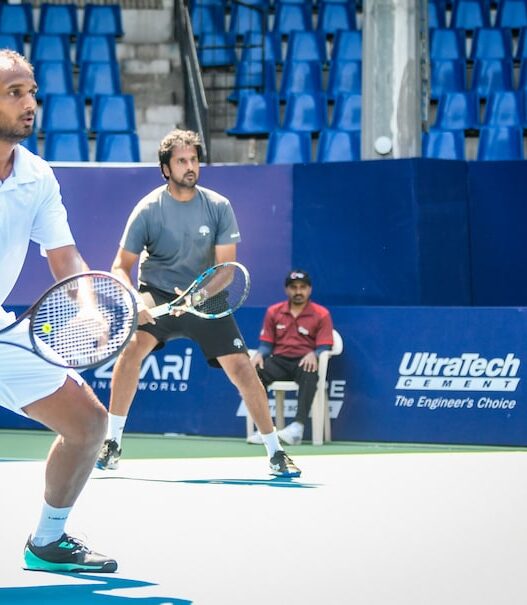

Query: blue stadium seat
[279,60,324,100]
[197,32,237,67]
[76,34,117,65]
[0,3,34,37]
[450,0,491,30]
[82,4,124,37]
[482,90,524,127]
[78,61,121,100]
[266,129,312,164]
[44,131,90,161]
[228,60,277,102]
[429,0,447,28]
[190,4,225,36]
[422,129,466,159]
[433,91,480,130]
[38,3,78,37]
[274,0,312,4]
[272,3,312,37]
[41,94,86,132]
[285,31,327,63]
[228,1,267,37]
[468,28,513,60]
[188,0,226,5]
[330,92,361,131]
[20,132,39,155]
[430,28,466,60]
[470,59,514,98]
[495,0,527,30]
[240,31,282,64]
[90,94,136,133]
[95,132,141,162]
[515,27,527,61]
[30,34,71,64]
[316,128,360,162]
[330,29,362,62]
[316,2,357,36]
[326,60,362,101]
[477,126,524,160]
[34,61,74,100]
[430,59,467,100]
[226,91,280,135]
[282,91,328,132]
[0,33,24,54]
[517,59,527,89]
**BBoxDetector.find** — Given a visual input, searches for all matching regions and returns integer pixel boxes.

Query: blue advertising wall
[2,305,526,447]
[3,159,527,446]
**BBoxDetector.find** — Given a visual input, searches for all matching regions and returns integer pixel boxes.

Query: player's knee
[70,402,107,448]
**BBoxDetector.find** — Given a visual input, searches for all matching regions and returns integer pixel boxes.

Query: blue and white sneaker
[24,534,118,573]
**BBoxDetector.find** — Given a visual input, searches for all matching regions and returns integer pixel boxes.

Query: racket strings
[31,276,136,367]
[197,266,248,316]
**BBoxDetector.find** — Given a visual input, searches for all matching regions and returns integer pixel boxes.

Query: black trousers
[256,355,319,426]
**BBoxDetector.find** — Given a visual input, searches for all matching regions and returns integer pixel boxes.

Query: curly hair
[158,129,202,177]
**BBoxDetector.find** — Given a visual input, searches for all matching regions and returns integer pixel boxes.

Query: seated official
[249,270,334,445]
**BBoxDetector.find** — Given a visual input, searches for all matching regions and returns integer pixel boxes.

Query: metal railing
[174,0,210,163]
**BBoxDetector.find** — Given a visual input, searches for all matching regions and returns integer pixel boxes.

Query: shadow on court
[93,476,319,489]
[0,574,192,604]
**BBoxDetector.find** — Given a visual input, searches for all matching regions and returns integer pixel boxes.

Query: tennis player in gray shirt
[96,129,301,478]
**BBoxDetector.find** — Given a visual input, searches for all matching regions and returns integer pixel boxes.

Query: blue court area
[1,450,526,604]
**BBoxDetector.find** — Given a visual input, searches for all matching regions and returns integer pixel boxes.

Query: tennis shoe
[269,450,301,478]
[24,534,117,573]
[277,421,304,445]
[246,432,264,445]
[95,438,121,470]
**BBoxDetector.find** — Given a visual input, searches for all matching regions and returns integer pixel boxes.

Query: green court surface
[1,429,523,461]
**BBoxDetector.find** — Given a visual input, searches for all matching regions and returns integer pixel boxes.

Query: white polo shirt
[0,144,75,326]
[0,145,81,415]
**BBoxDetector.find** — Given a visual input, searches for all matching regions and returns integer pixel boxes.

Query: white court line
[0,452,526,605]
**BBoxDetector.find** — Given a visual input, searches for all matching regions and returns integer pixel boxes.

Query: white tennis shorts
[0,314,83,417]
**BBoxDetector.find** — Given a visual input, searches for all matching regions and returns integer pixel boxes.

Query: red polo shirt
[259,300,334,357]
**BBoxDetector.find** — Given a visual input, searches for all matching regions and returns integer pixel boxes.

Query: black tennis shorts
[138,284,247,367]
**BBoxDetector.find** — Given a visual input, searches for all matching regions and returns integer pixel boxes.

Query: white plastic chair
[247,329,343,445]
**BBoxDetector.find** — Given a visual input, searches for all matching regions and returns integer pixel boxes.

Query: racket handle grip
[149,303,170,318]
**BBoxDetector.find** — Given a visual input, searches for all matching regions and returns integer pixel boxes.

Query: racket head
[186,261,251,319]
[28,271,138,369]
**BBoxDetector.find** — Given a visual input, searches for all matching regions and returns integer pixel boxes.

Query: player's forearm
[47,245,88,281]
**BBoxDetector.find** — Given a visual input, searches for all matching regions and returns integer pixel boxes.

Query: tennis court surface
[0,432,526,605]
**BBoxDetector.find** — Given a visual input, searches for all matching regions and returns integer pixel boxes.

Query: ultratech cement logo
[396,352,520,392]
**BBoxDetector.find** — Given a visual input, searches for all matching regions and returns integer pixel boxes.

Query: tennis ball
[42,323,53,334]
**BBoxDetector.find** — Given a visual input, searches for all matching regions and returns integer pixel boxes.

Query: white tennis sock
[260,428,283,458]
[108,413,127,446]
[31,502,72,546]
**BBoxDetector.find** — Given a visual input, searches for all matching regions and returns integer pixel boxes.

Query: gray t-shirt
[121,184,241,293]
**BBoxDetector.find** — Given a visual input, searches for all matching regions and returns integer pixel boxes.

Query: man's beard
[0,122,34,144]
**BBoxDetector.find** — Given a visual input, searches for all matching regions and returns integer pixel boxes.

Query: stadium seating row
[191,1,358,38]
[242,125,526,163]
[431,27,527,61]
[21,131,140,163]
[0,3,123,37]
[38,93,136,135]
[434,89,527,129]
[429,0,527,30]
[0,32,118,65]
[424,126,525,160]
[228,91,361,135]
[431,58,527,99]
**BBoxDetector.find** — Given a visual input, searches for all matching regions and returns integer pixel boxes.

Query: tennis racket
[149,261,250,320]
[0,271,138,370]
